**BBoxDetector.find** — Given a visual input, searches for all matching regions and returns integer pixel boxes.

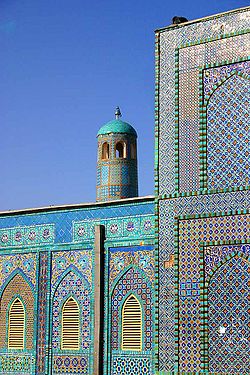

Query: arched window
[130,142,136,159]
[116,142,126,158]
[122,294,142,351]
[61,297,80,350]
[8,298,25,349]
[102,142,109,159]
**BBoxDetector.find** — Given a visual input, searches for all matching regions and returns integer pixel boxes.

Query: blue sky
[0,0,248,210]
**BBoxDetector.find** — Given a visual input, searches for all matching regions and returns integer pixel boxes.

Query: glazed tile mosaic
[53,355,88,374]
[0,223,55,248]
[178,213,249,372]
[51,250,92,293]
[158,190,250,371]
[73,214,154,243]
[206,72,249,189]
[0,199,154,375]
[111,355,151,375]
[156,8,250,195]
[97,130,138,201]
[0,201,153,245]
[207,255,250,374]
[109,247,154,287]
[156,7,250,372]
[0,6,249,375]
[108,246,154,375]
[0,252,37,291]
[0,354,35,374]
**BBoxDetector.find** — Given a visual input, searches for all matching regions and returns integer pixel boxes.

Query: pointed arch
[111,266,153,351]
[8,298,25,349]
[52,265,89,297]
[206,70,250,104]
[0,273,34,350]
[111,265,151,294]
[61,297,80,350]
[0,268,34,298]
[52,268,91,351]
[122,294,142,351]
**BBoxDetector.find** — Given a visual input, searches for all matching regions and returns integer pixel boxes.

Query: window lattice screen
[122,294,142,351]
[61,297,80,350]
[8,298,25,349]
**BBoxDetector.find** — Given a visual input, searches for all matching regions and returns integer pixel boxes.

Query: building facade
[0,6,249,375]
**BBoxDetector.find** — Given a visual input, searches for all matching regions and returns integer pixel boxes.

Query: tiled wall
[0,200,155,375]
[155,7,250,373]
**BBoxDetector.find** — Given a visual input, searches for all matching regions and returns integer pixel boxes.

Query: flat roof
[0,195,155,217]
[155,6,250,33]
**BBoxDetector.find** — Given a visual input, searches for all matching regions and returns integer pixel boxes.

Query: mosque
[0,6,249,375]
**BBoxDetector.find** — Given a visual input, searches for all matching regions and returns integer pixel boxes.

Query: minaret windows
[116,142,127,158]
[102,142,110,160]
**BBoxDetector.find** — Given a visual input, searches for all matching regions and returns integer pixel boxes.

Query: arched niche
[0,273,34,350]
[111,267,152,351]
[52,270,91,351]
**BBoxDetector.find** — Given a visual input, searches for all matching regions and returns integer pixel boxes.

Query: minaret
[96,107,138,202]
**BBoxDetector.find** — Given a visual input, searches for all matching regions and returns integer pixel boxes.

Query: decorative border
[73,214,154,243]
[0,224,55,249]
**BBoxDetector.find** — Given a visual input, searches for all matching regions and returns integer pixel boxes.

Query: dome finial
[115,106,122,119]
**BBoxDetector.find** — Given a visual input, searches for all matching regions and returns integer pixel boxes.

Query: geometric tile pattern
[204,243,250,280]
[53,356,88,374]
[0,200,154,375]
[108,245,154,375]
[178,214,249,372]
[207,73,249,189]
[179,279,199,300]
[158,189,250,371]
[203,60,250,99]
[111,356,151,375]
[157,9,250,195]
[0,354,35,374]
[208,255,250,374]
[109,246,154,286]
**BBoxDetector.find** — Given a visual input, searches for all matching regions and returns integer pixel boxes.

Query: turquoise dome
[97,119,137,137]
